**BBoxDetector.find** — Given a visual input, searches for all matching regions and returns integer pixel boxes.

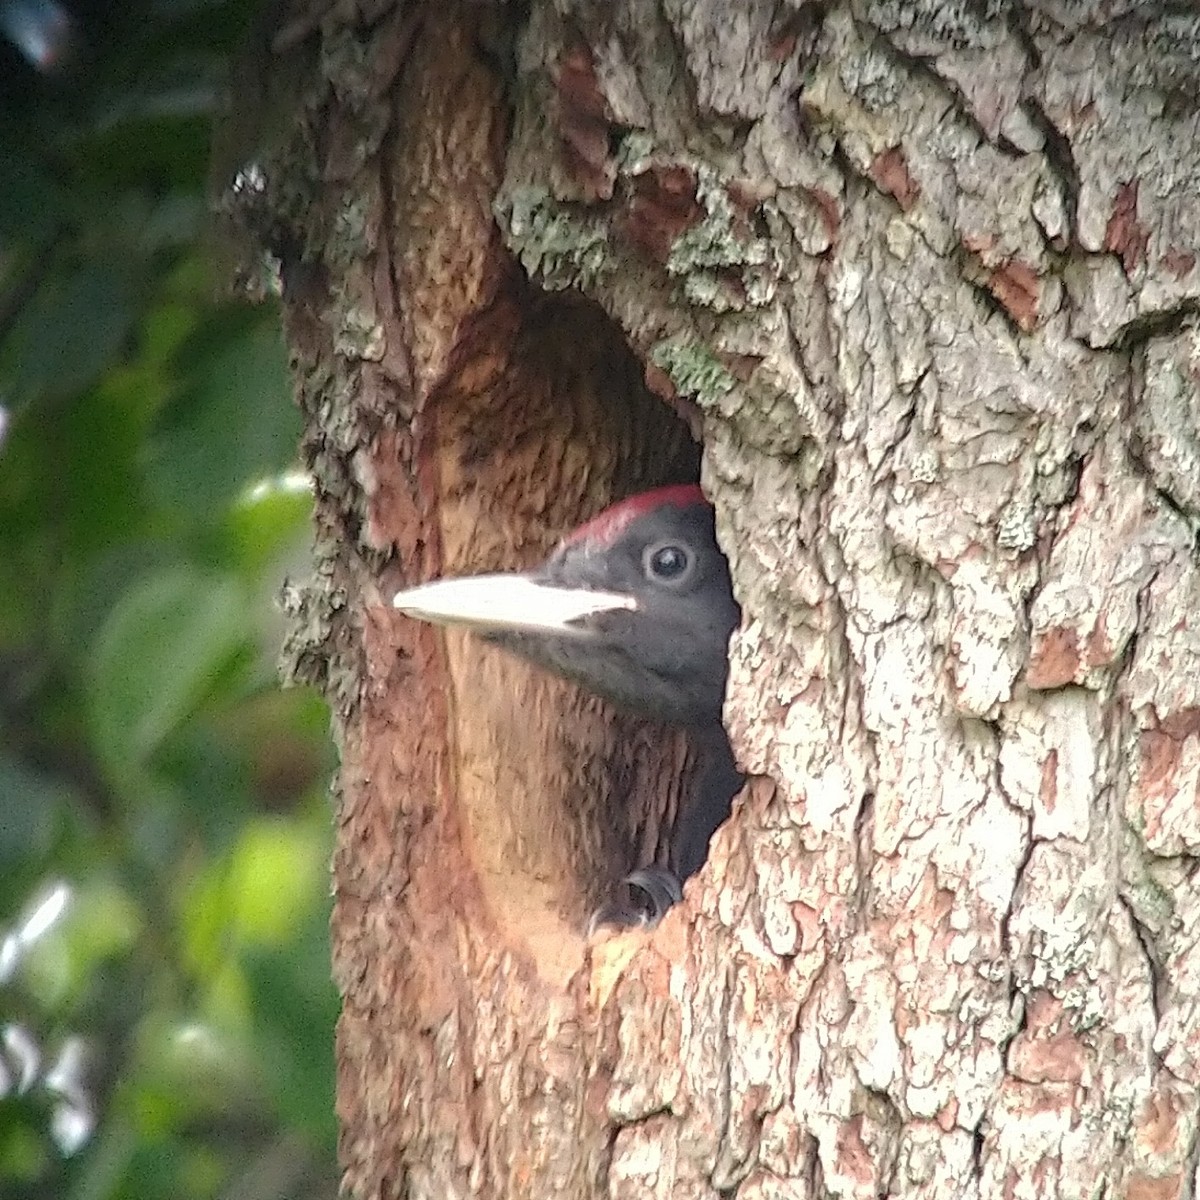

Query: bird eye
[644,542,693,583]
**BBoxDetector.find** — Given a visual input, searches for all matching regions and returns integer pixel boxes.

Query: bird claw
[625,867,684,915]
[587,867,684,935]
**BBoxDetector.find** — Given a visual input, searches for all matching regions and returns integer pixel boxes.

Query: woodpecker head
[392,485,739,727]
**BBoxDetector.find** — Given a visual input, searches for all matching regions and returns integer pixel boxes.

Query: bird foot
[587,867,683,935]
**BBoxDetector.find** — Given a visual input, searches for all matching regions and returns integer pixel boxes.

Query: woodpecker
[392,484,742,926]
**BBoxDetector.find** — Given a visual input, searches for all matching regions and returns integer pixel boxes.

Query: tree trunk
[236,1,1200,1196]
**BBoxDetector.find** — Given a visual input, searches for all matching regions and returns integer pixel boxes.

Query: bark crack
[1108,301,1200,354]
[969,1114,987,1184]
[1181,1108,1200,1200]
[862,21,1030,159]
[1018,98,1080,246]
[998,817,1037,1028]
[1116,891,1164,1042]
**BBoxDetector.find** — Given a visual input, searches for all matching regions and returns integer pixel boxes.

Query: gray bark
[244,1,1200,1196]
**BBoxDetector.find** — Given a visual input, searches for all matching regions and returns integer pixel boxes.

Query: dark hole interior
[423,288,718,972]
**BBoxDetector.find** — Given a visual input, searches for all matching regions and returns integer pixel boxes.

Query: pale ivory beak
[392,574,636,636]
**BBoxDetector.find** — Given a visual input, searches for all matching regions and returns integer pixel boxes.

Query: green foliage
[88,568,250,779]
[0,3,338,1198]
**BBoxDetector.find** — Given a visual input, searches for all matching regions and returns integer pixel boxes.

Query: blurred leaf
[0,1,335,1193]
[56,372,158,558]
[0,758,65,870]
[76,120,213,203]
[180,813,326,980]
[0,148,63,243]
[87,567,249,773]
[227,818,325,945]
[147,322,297,517]
[180,865,231,981]
[131,1012,258,1122]
[244,915,336,1145]
[153,719,252,845]
[50,542,177,662]
[65,1119,137,1200]
[199,957,252,1030]
[224,473,312,579]
[5,264,137,403]
[21,879,142,1010]
[0,1104,51,1183]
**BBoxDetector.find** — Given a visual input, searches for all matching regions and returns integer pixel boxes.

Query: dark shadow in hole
[414,287,737,974]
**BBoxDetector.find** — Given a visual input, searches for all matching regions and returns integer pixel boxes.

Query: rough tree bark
[226,1,1200,1196]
